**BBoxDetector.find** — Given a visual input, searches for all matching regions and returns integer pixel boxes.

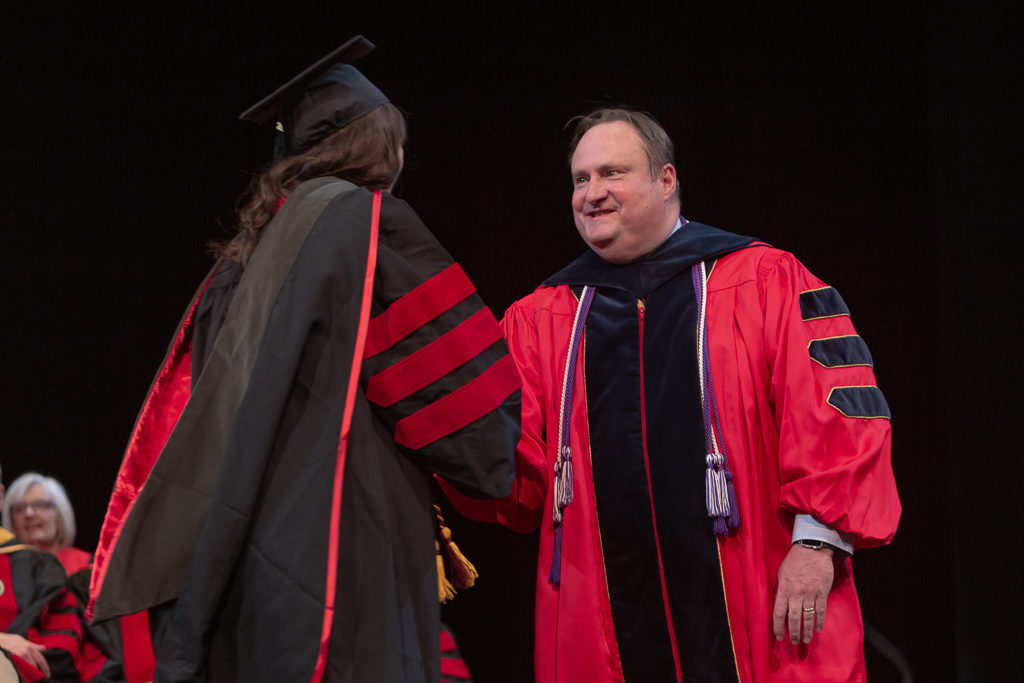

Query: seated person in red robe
[0,467,83,682]
[3,473,154,683]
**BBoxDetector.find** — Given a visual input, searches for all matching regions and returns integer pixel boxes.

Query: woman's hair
[213,102,407,265]
[2,472,77,549]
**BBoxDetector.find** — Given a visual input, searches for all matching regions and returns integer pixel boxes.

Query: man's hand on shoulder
[772,543,835,645]
[0,632,51,678]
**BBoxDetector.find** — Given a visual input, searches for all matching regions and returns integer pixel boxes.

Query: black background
[3,3,1021,682]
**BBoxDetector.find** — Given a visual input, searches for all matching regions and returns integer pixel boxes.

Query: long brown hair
[213,102,407,264]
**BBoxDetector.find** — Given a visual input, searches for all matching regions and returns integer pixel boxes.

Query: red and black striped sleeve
[440,622,473,683]
[4,548,84,682]
[362,195,521,498]
[29,588,84,680]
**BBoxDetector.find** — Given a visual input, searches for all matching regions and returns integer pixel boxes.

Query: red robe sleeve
[759,250,900,548]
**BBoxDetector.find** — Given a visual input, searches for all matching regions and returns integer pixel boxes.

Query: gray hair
[2,472,77,549]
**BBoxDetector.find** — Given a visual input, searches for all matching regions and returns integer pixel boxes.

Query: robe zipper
[637,298,684,682]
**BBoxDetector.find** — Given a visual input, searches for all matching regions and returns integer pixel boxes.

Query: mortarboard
[239,35,389,158]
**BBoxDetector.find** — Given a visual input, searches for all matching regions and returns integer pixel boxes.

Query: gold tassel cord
[436,538,458,603]
[433,504,479,603]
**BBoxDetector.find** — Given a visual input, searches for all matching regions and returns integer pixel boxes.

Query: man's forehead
[571,122,645,169]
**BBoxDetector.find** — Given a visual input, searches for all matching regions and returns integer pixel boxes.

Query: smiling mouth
[587,209,615,218]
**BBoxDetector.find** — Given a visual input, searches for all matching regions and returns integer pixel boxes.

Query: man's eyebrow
[572,163,621,176]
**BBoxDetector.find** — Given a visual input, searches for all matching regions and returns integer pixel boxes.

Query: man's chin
[589,239,653,265]
[589,243,633,265]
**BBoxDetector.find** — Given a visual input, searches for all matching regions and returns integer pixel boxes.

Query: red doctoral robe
[444,223,900,682]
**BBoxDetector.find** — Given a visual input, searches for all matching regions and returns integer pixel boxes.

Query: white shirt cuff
[792,514,854,557]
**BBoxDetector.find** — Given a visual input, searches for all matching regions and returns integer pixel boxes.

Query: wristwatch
[794,539,831,551]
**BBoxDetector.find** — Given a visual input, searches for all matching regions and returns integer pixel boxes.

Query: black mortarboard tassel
[239,35,389,159]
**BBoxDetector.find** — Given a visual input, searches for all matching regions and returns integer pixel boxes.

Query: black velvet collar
[543,221,761,298]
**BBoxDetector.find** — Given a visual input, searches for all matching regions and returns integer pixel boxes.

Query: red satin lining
[363,264,476,359]
[366,307,502,407]
[394,354,520,450]
[88,272,216,619]
[311,191,382,683]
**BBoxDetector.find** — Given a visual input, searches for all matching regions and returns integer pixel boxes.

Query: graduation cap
[239,35,389,159]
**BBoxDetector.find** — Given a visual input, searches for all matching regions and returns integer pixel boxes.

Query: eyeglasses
[10,500,56,515]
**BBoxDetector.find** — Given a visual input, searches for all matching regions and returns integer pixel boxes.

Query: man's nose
[585,177,607,203]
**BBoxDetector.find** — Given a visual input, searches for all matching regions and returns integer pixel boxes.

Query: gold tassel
[436,538,457,603]
[434,504,479,603]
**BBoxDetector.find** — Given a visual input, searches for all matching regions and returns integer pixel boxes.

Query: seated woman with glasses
[0,469,84,681]
[2,472,155,683]
[2,472,90,574]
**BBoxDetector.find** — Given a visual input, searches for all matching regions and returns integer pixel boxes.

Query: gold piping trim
[803,312,851,322]
[808,334,861,343]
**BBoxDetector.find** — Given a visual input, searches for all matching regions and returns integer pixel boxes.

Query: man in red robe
[443,108,900,682]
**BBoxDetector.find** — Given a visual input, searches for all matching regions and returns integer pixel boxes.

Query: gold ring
[802,607,816,613]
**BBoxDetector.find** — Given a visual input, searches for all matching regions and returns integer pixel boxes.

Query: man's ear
[659,164,678,200]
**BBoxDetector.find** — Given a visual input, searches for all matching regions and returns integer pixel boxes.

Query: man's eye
[573,177,587,185]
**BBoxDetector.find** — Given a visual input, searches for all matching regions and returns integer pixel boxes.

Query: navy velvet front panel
[586,287,678,682]
[585,270,738,682]
[644,273,738,682]
[552,223,756,681]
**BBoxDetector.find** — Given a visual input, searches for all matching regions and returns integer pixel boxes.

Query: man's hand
[772,543,835,645]
[0,632,51,678]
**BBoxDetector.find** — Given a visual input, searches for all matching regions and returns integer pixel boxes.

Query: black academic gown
[89,178,521,683]
[0,528,82,682]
